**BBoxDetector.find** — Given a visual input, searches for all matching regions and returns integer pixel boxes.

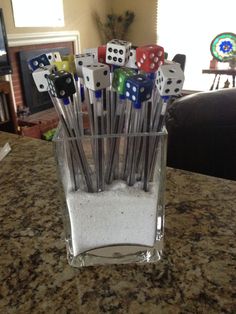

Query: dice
[106,39,131,66]
[112,67,136,95]
[84,48,98,61]
[52,52,62,62]
[46,52,62,64]
[53,57,76,74]
[125,46,138,69]
[32,65,53,92]
[82,63,110,91]
[156,62,185,96]
[125,74,153,108]
[45,53,54,64]
[75,53,94,77]
[53,60,71,72]
[62,54,76,74]
[28,54,50,71]
[98,45,107,63]
[46,70,76,98]
[136,45,164,73]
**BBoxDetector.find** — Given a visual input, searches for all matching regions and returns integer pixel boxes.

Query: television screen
[0,8,12,76]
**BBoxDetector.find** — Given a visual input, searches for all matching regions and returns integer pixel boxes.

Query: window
[11,0,64,27]
[157,0,236,91]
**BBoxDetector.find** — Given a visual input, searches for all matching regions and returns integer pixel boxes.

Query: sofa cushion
[166,88,236,180]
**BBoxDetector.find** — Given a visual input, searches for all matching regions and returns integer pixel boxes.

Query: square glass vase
[53,127,167,267]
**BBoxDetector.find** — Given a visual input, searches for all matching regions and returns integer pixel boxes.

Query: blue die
[125,74,153,108]
[28,54,50,71]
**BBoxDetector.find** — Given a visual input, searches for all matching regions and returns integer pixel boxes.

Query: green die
[112,67,136,95]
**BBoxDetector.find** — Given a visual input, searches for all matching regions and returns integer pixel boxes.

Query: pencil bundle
[29,40,185,193]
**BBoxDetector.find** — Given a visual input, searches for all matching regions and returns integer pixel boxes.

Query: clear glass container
[53,126,167,267]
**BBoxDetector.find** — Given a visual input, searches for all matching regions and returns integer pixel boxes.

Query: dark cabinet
[0,80,17,133]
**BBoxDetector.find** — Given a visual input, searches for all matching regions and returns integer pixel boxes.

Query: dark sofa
[166,88,236,180]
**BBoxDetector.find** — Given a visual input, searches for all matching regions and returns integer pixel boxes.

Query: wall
[0,0,109,51]
[0,0,157,50]
[110,0,157,46]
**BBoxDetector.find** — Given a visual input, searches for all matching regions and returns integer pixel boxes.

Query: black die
[47,71,76,98]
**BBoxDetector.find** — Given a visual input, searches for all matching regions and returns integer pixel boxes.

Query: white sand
[66,181,159,256]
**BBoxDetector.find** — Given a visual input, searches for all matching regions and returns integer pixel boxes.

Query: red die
[136,45,164,73]
[98,45,107,63]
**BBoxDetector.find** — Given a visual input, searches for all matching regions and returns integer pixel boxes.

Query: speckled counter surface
[0,131,236,314]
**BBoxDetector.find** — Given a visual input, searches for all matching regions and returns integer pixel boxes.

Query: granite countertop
[0,131,236,314]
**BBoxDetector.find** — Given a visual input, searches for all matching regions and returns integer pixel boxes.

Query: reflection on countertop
[0,131,236,313]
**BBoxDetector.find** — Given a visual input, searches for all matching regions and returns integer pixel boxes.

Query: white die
[32,65,53,92]
[45,53,54,64]
[53,52,62,62]
[82,63,110,91]
[75,53,94,77]
[46,52,61,64]
[125,48,137,69]
[84,48,98,62]
[106,39,131,66]
[156,63,185,96]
